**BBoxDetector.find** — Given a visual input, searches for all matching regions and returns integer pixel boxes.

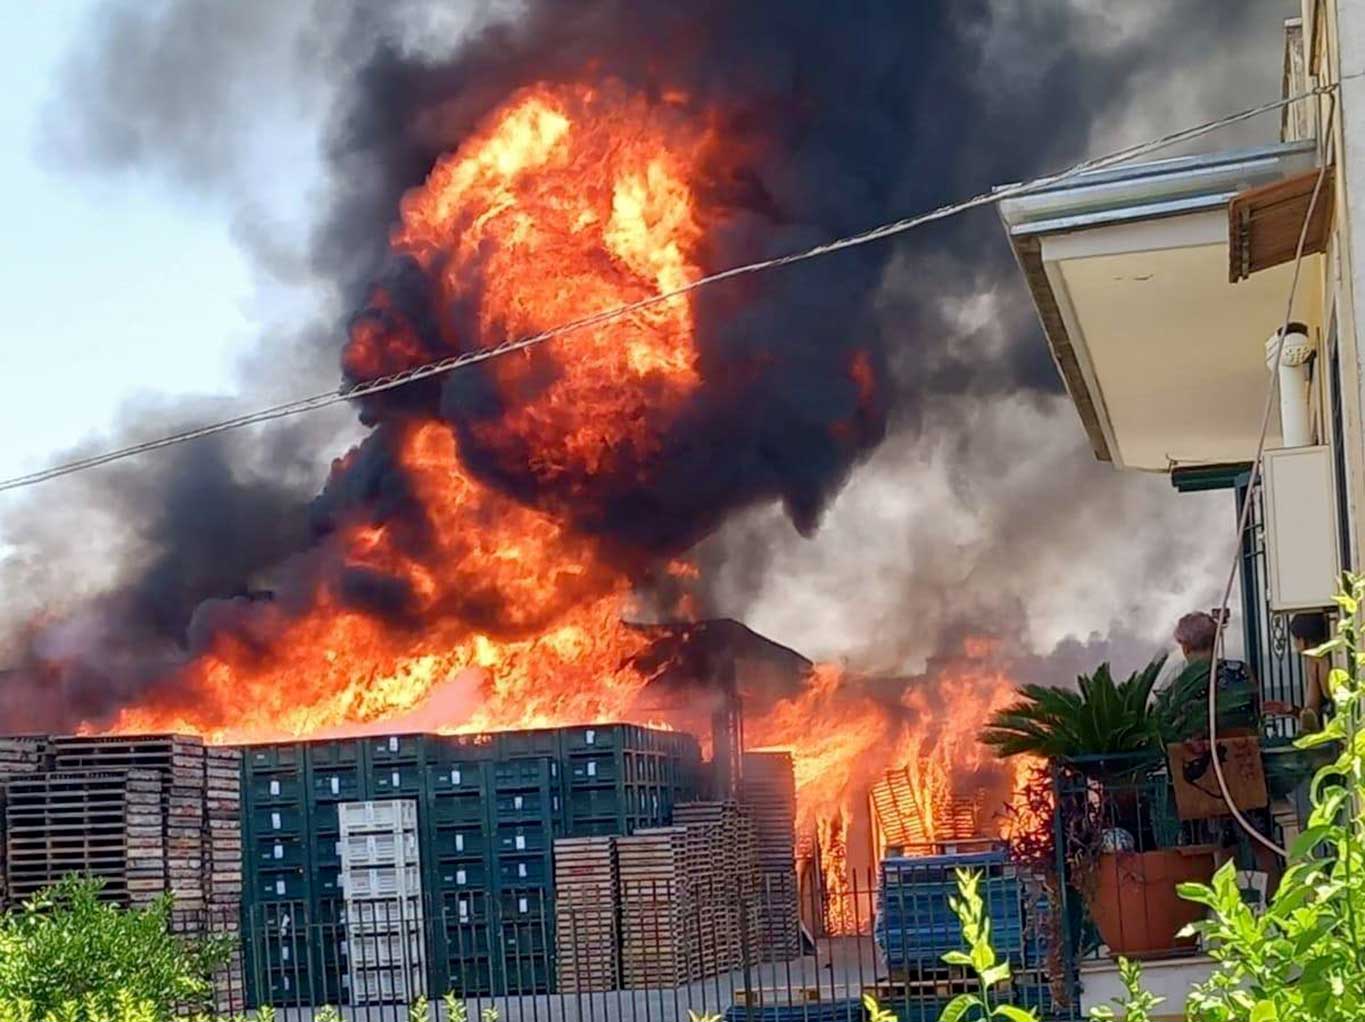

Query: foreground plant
[0,877,229,1017]
[1087,958,1162,1021]
[937,868,1037,1022]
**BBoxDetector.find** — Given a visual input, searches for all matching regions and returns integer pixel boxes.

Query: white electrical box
[1263,445,1341,611]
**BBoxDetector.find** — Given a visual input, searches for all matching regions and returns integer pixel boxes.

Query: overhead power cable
[0,77,1353,495]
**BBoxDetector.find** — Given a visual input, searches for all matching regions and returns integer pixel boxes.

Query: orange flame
[100,81,1030,897]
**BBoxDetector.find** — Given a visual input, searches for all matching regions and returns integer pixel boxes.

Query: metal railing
[1235,477,1310,739]
[1049,754,1281,975]
[172,857,1071,1021]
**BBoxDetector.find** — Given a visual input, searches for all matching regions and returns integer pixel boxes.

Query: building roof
[997,141,1322,469]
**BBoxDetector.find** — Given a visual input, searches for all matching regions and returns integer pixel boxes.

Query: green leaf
[992,1006,1038,1022]
[971,940,997,974]
[938,994,980,1022]
[1305,637,1345,657]
[942,951,974,967]
[1289,825,1335,860]
[1177,882,1218,906]
[1249,1000,1278,1022]
[981,962,1011,988]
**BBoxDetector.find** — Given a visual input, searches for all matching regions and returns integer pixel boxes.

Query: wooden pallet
[738,753,801,961]
[2,734,241,924]
[554,836,620,992]
[2,769,161,903]
[617,827,699,987]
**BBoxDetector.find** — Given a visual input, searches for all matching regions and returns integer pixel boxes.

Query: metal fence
[173,858,1069,1022]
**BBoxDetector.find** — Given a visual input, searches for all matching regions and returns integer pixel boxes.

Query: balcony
[997,141,1325,471]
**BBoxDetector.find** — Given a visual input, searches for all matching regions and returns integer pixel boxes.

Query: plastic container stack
[340,799,427,1005]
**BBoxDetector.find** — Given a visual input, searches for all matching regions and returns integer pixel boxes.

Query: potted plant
[983,656,1217,959]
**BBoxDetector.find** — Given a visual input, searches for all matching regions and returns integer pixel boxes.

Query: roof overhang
[998,142,1325,471]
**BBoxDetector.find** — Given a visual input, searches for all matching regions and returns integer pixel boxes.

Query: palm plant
[982,656,1169,776]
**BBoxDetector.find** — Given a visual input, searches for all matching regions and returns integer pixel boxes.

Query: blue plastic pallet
[875,849,1028,968]
[724,999,864,1022]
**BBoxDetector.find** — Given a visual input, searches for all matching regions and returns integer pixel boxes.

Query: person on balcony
[1171,611,1281,884]
[1290,611,1332,732]
[1172,611,1259,738]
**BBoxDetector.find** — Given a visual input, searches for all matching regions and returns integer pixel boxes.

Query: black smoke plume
[1,0,1292,729]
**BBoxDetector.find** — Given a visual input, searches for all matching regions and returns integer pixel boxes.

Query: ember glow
[54,79,1018,887]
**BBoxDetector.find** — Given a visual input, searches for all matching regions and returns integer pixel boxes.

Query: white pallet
[344,864,423,899]
[338,799,419,835]
[347,930,426,969]
[348,964,426,1004]
[346,896,425,931]
[341,831,420,868]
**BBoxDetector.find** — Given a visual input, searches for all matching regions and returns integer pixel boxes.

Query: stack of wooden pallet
[0,737,48,908]
[673,800,762,975]
[50,735,209,911]
[203,747,244,1014]
[552,836,620,992]
[3,770,139,903]
[0,733,245,1012]
[740,752,801,961]
[617,826,698,988]
[125,768,169,905]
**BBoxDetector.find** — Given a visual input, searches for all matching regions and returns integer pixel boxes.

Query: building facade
[998,4,1365,1016]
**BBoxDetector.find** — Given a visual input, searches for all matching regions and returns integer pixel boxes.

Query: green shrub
[0,877,229,1018]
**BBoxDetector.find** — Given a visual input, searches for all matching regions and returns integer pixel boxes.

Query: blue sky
[0,3,257,481]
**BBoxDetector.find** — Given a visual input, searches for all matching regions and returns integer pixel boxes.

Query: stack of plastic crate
[339,800,427,1005]
[489,756,559,995]
[875,848,1025,975]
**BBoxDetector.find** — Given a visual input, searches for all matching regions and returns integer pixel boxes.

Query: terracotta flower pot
[1085,846,1217,958]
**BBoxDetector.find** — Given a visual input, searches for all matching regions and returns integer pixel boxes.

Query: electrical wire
[1203,91,1338,862]
[0,77,1353,496]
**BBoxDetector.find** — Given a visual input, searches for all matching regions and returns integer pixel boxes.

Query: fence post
[740,874,755,1022]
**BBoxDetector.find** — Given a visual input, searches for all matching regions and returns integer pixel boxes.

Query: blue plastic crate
[432,792,487,827]
[305,739,361,767]
[364,733,424,763]
[371,762,424,797]
[876,850,1026,969]
[308,766,362,803]
[496,852,551,887]
[429,825,489,861]
[492,757,558,790]
[432,859,490,890]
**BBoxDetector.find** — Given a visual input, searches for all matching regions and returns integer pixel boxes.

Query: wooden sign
[1167,737,1268,821]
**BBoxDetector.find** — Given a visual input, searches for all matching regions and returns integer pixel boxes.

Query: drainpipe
[1265,322,1314,448]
